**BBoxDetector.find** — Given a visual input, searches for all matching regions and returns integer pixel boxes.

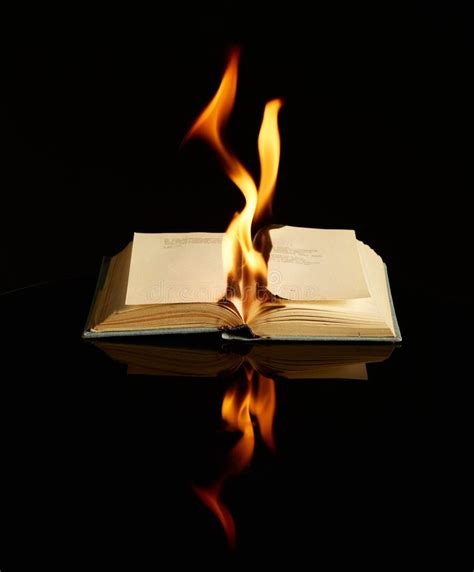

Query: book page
[125,232,227,305]
[357,241,395,333]
[265,226,370,300]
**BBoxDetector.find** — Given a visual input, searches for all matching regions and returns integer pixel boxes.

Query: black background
[1,3,471,568]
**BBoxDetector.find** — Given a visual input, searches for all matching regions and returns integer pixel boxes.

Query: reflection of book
[83,226,401,341]
[91,340,396,380]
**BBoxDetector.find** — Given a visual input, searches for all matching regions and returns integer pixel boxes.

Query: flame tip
[228,45,242,56]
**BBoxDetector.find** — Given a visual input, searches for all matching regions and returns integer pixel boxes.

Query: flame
[185,48,282,548]
[222,366,257,473]
[193,484,236,550]
[184,48,283,318]
[193,365,276,549]
[254,98,283,227]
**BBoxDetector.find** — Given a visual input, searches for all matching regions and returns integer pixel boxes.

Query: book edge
[82,256,111,337]
[385,263,402,342]
[83,326,223,339]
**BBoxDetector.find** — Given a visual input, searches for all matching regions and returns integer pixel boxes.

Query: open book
[83,226,401,341]
[90,339,395,380]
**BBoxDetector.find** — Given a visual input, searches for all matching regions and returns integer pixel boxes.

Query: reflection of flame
[250,372,276,453]
[193,365,276,549]
[184,48,283,319]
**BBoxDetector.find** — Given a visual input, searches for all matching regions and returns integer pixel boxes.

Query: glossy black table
[1,277,437,567]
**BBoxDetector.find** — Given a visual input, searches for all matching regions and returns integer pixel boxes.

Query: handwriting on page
[272,246,323,266]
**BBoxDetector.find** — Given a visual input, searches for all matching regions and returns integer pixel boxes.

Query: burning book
[83,49,401,342]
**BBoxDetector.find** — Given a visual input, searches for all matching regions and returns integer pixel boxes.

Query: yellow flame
[184,48,283,317]
[255,98,284,227]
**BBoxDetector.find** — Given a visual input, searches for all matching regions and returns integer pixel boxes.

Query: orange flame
[250,373,276,453]
[193,365,276,549]
[185,47,282,549]
[193,484,236,550]
[184,48,283,318]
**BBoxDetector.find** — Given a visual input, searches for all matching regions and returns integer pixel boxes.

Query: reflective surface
[91,337,396,549]
[2,10,468,565]
[1,278,436,566]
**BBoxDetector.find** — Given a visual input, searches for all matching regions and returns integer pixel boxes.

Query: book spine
[221,324,259,341]
[82,256,111,336]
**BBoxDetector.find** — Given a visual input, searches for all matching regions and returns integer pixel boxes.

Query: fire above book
[83,225,401,341]
[84,50,400,342]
